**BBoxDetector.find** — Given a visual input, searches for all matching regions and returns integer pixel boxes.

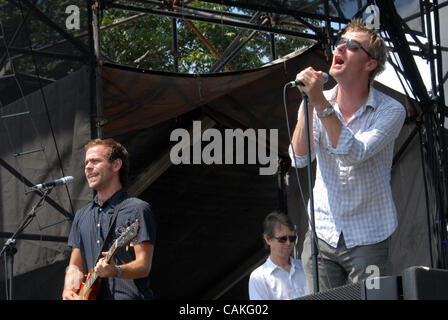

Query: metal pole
[270,33,276,61]
[92,1,104,139]
[302,93,319,293]
[172,18,179,73]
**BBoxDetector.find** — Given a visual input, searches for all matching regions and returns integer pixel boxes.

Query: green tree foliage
[100,2,307,73]
[1,0,308,79]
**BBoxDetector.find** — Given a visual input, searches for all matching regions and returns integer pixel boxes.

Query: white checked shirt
[289,85,406,248]
[249,257,307,300]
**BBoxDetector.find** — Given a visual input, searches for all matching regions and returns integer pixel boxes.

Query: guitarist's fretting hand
[94,252,119,278]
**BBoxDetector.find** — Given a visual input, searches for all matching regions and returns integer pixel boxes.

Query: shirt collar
[266,256,294,275]
[364,86,379,110]
[92,188,127,209]
[326,84,377,111]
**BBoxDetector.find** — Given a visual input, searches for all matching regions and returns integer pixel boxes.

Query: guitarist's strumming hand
[94,252,119,278]
[62,263,83,300]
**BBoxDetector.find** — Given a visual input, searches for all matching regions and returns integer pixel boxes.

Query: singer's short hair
[84,138,130,187]
[262,211,295,250]
[344,18,388,84]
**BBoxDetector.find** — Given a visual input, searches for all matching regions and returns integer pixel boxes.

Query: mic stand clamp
[0,187,53,300]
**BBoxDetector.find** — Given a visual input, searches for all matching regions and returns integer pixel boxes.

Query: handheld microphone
[31,176,74,190]
[286,72,329,87]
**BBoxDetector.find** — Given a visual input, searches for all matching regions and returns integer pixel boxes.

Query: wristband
[116,265,123,278]
[317,105,335,118]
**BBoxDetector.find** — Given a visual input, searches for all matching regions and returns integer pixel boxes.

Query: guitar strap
[95,193,129,264]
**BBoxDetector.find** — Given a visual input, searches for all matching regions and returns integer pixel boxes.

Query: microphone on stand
[29,176,74,191]
[286,72,329,87]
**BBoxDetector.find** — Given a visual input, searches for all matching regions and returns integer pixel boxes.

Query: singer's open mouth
[334,56,344,65]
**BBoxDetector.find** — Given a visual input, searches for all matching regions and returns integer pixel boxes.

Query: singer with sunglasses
[289,19,406,293]
[248,211,306,300]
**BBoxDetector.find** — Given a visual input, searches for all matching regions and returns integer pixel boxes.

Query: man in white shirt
[289,19,406,293]
[249,211,306,300]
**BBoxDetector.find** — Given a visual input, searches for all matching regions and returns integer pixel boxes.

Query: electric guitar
[78,219,140,300]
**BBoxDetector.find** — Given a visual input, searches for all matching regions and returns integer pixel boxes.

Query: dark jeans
[301,231,391,294]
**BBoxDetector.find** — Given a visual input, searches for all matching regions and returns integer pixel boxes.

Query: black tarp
[0,67,91,298]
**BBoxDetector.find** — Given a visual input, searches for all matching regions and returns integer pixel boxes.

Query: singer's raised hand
[295,67,329,110]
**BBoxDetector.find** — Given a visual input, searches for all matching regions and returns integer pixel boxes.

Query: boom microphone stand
[0,187,52,300]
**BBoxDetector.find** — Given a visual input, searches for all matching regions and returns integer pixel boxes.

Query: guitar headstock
[115,219,140,248]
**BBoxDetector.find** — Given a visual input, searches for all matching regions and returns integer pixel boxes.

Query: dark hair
[84,138,130,187]
[262,211,295,249]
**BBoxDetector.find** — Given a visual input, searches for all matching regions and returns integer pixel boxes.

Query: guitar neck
[103,241,119,264]
[81,241,120,295]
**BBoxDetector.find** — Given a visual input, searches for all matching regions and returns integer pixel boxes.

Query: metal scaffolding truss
[2,1,446,104]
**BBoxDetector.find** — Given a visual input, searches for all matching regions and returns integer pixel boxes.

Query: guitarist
[62,138,156,300]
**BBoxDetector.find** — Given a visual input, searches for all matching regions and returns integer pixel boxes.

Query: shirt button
[97,240,100,245]
[97,224,100,228]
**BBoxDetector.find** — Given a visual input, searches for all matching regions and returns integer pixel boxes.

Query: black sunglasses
[272,235,297,243]
[336,37,375,59]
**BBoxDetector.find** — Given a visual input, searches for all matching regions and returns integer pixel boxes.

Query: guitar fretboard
[81,240,118,298]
